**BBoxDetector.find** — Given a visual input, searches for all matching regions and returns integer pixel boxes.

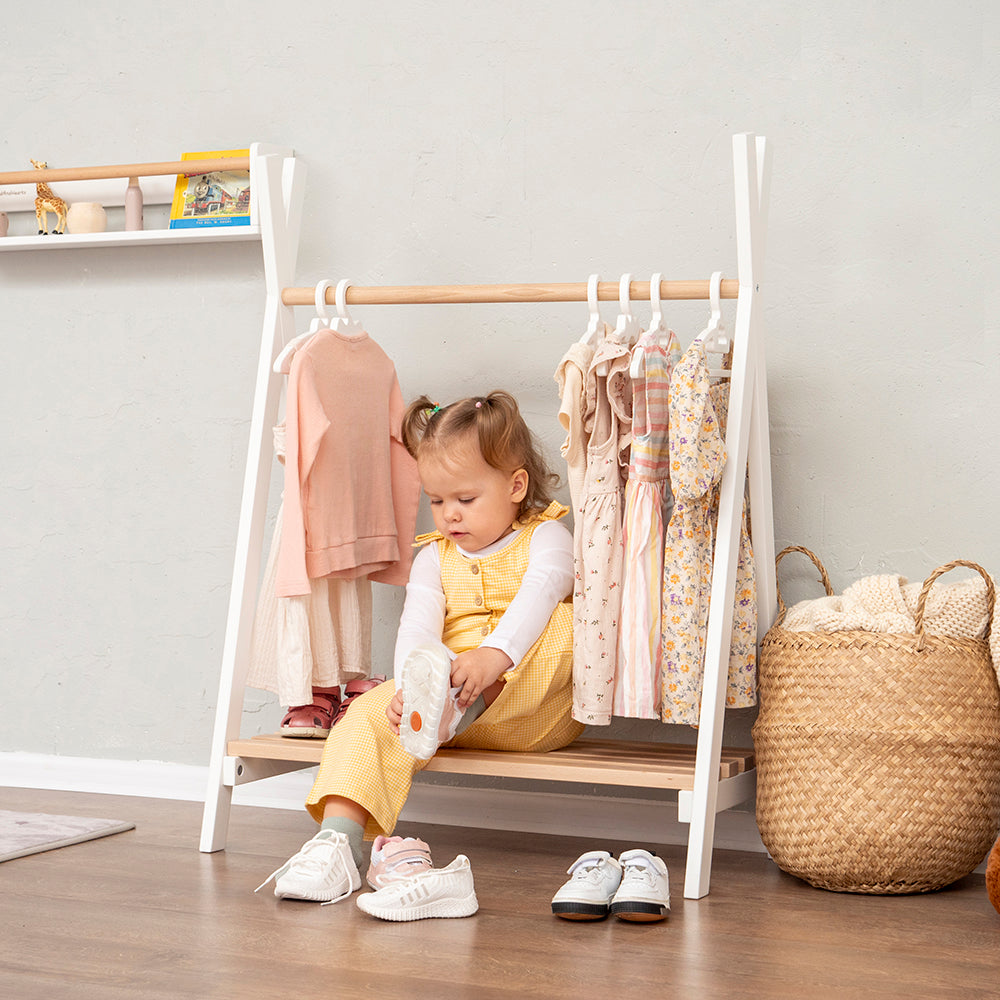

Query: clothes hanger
[273,278,333,374]
[696,271,731,379]
[330,278,366,337]
[578,273,603,346]
[599,274,642,376]
[631,271,665,379]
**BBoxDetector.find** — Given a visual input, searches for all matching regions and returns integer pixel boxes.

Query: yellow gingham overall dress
[305,501,584,837]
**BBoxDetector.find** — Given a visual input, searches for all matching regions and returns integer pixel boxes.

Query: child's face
[418,441,528,553]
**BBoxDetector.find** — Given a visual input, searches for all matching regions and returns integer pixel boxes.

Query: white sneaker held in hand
[397,642,465,760]
[254,829,361,905]
[357,854,479,921]
[610,849,670,922]
[550,850,623,920]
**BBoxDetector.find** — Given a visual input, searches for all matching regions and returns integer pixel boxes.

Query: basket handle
[774,545,835,624]
[914,560,995,651]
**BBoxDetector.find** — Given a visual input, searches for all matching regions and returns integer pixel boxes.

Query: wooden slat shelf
[228,734,755,791]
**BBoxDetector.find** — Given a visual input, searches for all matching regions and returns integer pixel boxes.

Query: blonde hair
[401,390,559,518]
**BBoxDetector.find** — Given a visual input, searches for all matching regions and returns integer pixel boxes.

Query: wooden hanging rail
[281,278,741,307]
[0,157,251,186]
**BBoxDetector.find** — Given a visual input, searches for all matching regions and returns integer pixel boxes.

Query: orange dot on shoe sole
[410,711,423,732]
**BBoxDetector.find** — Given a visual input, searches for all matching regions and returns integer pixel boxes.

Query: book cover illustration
[169,149,251,229]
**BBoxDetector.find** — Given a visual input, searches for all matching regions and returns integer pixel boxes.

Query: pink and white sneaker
[366,835,434,890]
[397,643,465,760]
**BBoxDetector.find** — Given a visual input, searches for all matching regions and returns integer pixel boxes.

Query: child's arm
[392,544,447,677]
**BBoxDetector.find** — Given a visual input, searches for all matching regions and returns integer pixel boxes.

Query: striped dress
[613,329,681,718]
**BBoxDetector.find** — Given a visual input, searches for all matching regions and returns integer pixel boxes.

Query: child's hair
[401,390,559,518]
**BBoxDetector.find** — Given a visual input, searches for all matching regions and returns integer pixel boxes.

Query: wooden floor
[2,786,998,1000]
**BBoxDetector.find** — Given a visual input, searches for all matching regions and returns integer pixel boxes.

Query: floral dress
[659,340,756,725]
[572,328,632,725]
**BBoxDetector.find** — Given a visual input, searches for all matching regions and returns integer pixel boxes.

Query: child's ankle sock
[321,816,366,873]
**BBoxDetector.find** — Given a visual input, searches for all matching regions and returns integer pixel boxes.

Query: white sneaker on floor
[550,850,623,920]
[254,829,361,904]
[397,642,464,760]
[610,849,670,922]
[356,854,479,921]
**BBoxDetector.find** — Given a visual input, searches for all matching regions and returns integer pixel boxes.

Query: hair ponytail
[402,389,560,517]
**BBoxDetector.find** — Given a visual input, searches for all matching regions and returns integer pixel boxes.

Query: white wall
[1,1,997,767]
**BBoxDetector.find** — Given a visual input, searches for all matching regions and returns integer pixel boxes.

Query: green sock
[321,816,366,873]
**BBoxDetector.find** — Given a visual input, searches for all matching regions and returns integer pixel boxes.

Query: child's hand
[450,647,513,709]
[386,687,404,734]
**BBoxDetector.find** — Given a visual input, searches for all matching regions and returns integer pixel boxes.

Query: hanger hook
[649,271,663,324]
[314,279,333,321]
[587,274,600,317]
[619,273,633,317]
[335,278,353,322]
[709,271,723,325]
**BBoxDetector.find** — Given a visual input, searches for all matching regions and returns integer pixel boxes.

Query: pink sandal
[332,675,387,726]
[279,686,341,738]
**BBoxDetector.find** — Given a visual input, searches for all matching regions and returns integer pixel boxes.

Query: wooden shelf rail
[228,734,755,791]
[0,157,251,186]
[281,278,740,307]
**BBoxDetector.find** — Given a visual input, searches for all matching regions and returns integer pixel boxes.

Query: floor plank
[1,786,997,999]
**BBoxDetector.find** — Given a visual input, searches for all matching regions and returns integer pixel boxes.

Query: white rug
[0,809,135,862]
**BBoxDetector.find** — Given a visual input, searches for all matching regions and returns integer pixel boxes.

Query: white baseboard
[0,750,767,854]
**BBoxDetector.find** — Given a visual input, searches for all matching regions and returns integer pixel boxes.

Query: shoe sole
[551,901,611,920]
[357,891,479,921]
[398,645,453,760]
[609,900,669,922]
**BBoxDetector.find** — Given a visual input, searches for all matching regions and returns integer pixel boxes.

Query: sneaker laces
[254,832,349,899]
[620,857,656,887]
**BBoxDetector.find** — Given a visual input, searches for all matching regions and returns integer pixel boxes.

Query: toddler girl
[259,390,583,904]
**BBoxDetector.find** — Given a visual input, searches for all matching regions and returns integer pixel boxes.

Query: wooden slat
[226,735,754,790]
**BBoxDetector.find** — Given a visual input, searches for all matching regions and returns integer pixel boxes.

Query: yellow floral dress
[659,340,756,725]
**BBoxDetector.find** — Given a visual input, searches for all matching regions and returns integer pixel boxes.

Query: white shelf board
[0,225,262,252]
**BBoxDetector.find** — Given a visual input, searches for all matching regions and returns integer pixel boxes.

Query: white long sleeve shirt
[393,520,573,676]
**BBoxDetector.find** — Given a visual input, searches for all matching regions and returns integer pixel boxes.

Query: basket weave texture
[753,548,1000,894]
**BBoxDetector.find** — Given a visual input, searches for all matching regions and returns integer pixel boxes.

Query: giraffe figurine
[29,159,68,235]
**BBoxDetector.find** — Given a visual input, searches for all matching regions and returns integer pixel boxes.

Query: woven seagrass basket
[753,547,1000,894]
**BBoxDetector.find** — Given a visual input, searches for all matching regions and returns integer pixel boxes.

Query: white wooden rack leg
[199,134,776,901]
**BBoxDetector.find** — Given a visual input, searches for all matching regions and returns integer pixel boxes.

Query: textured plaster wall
[0,1,997,767]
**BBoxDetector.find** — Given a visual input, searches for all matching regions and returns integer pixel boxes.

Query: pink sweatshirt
[276,329,420,597]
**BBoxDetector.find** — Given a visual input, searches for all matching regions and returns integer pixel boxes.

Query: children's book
[169,149,251,229]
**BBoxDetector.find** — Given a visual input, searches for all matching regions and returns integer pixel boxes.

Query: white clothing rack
[199,134,777,900]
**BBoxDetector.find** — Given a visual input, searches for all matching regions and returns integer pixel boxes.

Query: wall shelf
[0,226,262,252]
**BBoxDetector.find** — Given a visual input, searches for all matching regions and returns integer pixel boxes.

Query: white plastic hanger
[631,271,665,379]
[698,271,730,354]
[578,274,603,346]
[273,279,333,374]
[330,278,366,337]
[697,271,731,379]
[599,274,642,376]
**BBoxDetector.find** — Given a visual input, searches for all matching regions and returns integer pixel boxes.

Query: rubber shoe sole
[550,900,612,920]
[610,899,669,922]
[398,644,455,760]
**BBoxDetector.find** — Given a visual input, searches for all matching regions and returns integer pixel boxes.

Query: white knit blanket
[782,572,1000,686]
